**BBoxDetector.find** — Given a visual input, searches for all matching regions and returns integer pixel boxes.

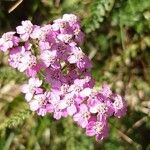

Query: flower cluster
[0,14,127,141]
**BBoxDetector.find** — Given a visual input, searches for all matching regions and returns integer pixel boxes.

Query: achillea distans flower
[59,93,77,116]
[40,50,58,68]
[86,119,109,141]
[73,104,91,128]
[0,32,19,52]
[0,14,127,141]
[21,77,43,101]
[29,93,46,111]
[111,94,127,118]
[63,14,78,24]
[16,20,41,41]
[9,46,37,72]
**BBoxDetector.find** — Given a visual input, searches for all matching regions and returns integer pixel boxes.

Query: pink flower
[0,32,19,52]
[111,94,127,118]
[68,46,92,69]
[0,14,127,142]
[37,107,47,116]
[57,34,73,43]
[25,63,44,77]
[67,46,83,63]
[58,83,70,95]
[47,92,66,120]
[21,78,43,101]
[45,68,64,89]
[45,30,57,43]
[89,101,113,121]
[62,14,78,24]
[100,84,112,97]
[39,41,51,50]
[39,24,52,40]
[68,78,92,99]
[30,26,41,39]
[16,20,41,41]
[86,120,108,141]
[9,46,36,72]
[29,93,46,111]
[59,93,77,116]
[40,50,58,68]
[73,104,90,128]
[16,20,33,41]
[53,19,65,30]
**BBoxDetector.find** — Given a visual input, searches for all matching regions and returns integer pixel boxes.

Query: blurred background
[0,0,150,149]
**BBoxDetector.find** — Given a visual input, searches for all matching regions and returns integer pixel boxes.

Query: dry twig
[8,0,23,13]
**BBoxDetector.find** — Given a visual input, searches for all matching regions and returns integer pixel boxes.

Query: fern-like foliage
[111,0,150,33]
[83,0,116,33]
[0,67,27,84]
[113,0,150,25]
[0,109,31,131]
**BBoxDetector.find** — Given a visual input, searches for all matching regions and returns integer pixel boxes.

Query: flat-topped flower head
[0,14,127,142]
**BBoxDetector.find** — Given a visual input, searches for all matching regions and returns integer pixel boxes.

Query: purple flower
[9,46,36,72]
[40,50,58,68]
[45,68,64,89]
[0,32,19,52]
[57,34,73,43]
[0,14,127,142]
[68,46,92,69]
[100,84,112,97]
[29,92,51,115]
[47,92,66,120]
[59,93,77,116]
[51,42,71,60]
[62,14,79,25]
[21,77,43,101]
[86,120,108,141]
[111,94,127,118]
[65,69,78,84]
[39,41,51,51]
[73,104,90,128]
[16,20,41,41]
[89,101,113,121]
[53,18,74,34]
[25,62,44,77]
